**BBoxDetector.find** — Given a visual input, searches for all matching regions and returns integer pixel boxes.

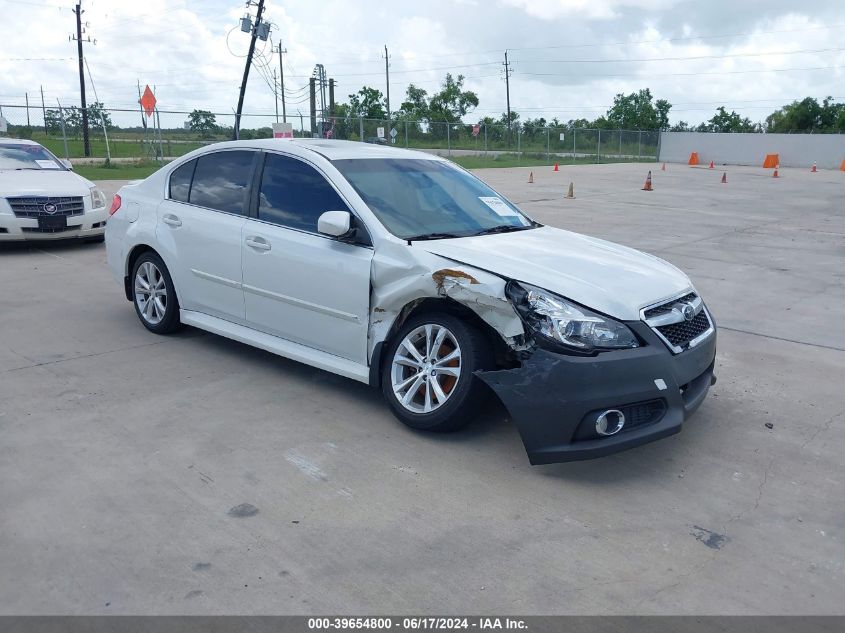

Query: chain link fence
[0,103,660,164]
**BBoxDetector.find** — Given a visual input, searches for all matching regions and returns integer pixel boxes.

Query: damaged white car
[105,139,716,464]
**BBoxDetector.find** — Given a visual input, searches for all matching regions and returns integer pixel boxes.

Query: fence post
[638,131,642,160]
[619,131,622,158]
[484,124,488,156]
[546,128,550,162]
[573,128,576,158]
[517,127,521,159]
[597,129,601,163]
[404,120,408,148]
[56,99,69,160]
[447,123,451,157]
[359,116,364,143]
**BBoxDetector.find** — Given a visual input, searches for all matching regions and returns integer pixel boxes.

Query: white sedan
[105,139,716,464]
[0,138,108,242]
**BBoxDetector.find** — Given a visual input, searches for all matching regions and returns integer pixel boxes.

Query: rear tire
[381,312,493,432]
[131,252,181,334]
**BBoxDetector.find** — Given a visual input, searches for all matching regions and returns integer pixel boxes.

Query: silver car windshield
[332,158,534,240]
[0,144,64,171]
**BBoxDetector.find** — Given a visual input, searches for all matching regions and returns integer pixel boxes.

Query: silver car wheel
[134,261,167,325]
[391,324,462,414]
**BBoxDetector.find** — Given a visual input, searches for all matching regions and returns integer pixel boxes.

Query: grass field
[75,161,166,181]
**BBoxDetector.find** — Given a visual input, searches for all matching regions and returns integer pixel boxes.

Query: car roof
[0,138,41,146]
[206,138,443,162]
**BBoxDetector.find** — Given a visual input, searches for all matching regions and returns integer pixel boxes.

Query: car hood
[419,226,692,321]
[0,169,93,197]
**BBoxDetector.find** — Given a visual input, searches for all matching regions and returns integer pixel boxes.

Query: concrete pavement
[1,164,842,614]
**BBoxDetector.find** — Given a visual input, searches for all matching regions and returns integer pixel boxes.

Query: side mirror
[318,210,351,238]
[61,159,73,171]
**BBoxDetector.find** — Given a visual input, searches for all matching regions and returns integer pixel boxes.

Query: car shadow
[0,239,103,255]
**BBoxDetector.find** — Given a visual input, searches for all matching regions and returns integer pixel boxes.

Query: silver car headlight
[506,281,639,351]
[90,186,107,209]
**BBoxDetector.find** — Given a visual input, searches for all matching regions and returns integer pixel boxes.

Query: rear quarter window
[168,159,196,202]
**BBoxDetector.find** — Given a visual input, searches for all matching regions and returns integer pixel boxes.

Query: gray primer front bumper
[477,322,717,465]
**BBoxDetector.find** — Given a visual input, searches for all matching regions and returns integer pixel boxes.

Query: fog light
[596,409,625,436]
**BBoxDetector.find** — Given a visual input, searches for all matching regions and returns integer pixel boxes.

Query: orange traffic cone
[708,160,715,169]
[721,172,727,184]
[642,171,653,191]
[565,182,575,199]
[773,164,780,178]
[661,162,666,171]
[553,163,559,172]
[528,171,534,183]
[811,162,817,173]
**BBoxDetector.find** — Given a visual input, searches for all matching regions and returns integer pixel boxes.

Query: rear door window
[188,150,255,215]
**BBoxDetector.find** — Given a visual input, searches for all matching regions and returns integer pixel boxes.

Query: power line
[515,46,845,64]
[519,64,845,78]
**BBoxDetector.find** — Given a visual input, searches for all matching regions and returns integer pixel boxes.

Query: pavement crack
[1,339,173,374]
[716,326,845,352]
[800,410,843,451]
[725,458,775,531]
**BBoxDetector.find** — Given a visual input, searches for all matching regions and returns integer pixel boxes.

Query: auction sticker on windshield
[478,196,518,217]
[35,160,60,169]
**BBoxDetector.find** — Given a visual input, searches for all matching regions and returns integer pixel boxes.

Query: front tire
[131,252,181,334]
[381,312,493,432]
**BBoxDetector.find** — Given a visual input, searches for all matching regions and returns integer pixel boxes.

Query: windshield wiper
[405,232,464,242]
[472,224,535,236]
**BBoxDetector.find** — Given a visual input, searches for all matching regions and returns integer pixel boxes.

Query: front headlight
[90,187,107,209]
[506,281,639,351]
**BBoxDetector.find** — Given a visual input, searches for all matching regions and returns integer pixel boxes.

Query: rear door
[156,149,258,323]
[241,152,373,363]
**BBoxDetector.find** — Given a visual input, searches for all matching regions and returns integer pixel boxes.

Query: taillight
[108,194,122,216]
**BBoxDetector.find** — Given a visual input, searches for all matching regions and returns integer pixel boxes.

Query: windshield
[0,143,64,171]
[332,158,534,240]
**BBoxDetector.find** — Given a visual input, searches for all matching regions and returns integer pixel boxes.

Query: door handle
[245,236,271,252]
[162,214,182,227]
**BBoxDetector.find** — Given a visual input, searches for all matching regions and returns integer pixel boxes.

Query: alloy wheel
[134,261,168,325]
[390,324,462,413]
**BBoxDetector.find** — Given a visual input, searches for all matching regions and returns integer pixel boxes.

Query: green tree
[703,106,757,132]
[348,86,387,119]
[398,84,429,121]
[427,74,478,123]
[87,102,113,129]
[188,109,217,135]
[765,97,844,132]
[604,88,671,130]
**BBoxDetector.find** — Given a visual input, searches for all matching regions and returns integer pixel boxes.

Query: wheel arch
[369,296,514,388]
[124,244,174,302]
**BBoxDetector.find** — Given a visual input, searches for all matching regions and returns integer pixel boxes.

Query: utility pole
[383,45,390,122]
[40,86,47,134]
[233,0,266,140]
[503,50,512,148]
[273,69,279,122]
[73,2,90,156]
[277,41,287,122]
[309,77,317,136]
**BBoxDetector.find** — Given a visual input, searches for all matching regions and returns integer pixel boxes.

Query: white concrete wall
[659,132,845,169]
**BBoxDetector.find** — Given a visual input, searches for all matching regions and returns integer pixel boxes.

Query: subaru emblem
[681,303,696,321]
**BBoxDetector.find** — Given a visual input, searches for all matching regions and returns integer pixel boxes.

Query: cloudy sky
[1,0,843,129]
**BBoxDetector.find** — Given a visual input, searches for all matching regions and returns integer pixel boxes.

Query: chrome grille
[643,292,696,319]
[641,292,714,353]
[7,196,85,218]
